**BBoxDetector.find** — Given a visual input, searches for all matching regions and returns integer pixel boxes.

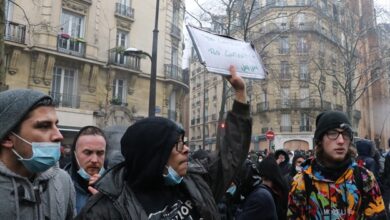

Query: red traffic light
[220,123,225,128]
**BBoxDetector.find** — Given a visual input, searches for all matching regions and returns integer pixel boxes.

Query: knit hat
[120,117,185,189]
[0,89,51,140]
[314,111,352,142]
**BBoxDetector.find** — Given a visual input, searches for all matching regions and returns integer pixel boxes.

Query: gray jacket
[76,101,252,220]
[0,161,76,220]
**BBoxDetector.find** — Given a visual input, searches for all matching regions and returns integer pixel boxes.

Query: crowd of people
[0,65,389,219]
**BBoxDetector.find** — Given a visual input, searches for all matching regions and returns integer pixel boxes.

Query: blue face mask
[163,166,183,186]
[74,152,105,181]
[226,184,237,196]
[11,132,60,173]
[77,167,106,181]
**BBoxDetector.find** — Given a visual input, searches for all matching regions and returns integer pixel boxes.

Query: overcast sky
[185,0,390,18]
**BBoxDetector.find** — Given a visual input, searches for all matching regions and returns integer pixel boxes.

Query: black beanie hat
[314,111,352,142]
[120,117,184,189]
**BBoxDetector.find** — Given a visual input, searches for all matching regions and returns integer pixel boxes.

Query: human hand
[88,173,100,185]
[226,65,246,103]
[88,186,99,195]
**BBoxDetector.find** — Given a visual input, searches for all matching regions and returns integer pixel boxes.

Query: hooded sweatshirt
[287,158,386,219]
[75,100,252,220]
[0,161,76,220]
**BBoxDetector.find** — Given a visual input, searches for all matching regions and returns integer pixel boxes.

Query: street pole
[0,0,7,91]
[149,0,159,117]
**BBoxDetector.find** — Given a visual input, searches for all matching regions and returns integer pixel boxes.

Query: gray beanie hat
[0,89,52,140]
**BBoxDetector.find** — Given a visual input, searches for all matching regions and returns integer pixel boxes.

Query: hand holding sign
[186,25,266,79]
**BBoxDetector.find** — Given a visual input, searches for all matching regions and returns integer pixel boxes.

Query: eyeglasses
[326,130,351,140]
[175,141,186,152]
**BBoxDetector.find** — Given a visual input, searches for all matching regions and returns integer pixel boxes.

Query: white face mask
[295,166,302,172]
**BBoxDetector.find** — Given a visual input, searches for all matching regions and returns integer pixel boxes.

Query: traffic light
[220,122,225,128]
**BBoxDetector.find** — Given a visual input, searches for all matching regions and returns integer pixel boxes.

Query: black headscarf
[120,117,184,190]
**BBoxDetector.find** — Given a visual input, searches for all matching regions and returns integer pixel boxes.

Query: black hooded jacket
[75,101,252,220]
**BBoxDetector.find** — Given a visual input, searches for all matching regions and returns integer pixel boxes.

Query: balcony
[108,51,141,71]
[300,125,312,132]
[170,24,181,40]
[276,99,292,109]
[57,35,86,57]
[164,64,186,84]
[168,109,177,120]
[280,126,292,132]
[5,21,26,44]
[115,3,135,19]
[256,102,269,112]
[49,91,80,108]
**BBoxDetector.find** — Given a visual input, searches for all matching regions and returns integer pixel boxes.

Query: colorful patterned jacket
[287,158,386,220]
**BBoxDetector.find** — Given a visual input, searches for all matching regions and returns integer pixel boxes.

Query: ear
[1,134,15,149]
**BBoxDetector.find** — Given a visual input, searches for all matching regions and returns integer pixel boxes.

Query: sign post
[265,130,275,154]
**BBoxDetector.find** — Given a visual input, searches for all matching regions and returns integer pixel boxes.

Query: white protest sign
[186,25,266,79]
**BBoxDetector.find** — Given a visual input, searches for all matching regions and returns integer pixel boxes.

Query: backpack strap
[353,166,368,216]
[303,172,314,218]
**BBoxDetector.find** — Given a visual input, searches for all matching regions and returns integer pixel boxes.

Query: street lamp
[123,0,159,117]
[124,48,152,60]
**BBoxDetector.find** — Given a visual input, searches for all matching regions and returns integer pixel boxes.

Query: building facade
[3,0,188,144]
[187,0,389,151]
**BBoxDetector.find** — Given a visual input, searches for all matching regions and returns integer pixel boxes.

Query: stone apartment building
[188,0,389,151]
[3,0,188,144]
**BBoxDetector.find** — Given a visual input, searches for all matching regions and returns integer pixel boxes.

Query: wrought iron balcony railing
[115,3,135,19]
[5,21,26,44]
[49,91,80,108]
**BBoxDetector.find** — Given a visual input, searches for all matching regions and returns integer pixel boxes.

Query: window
[112,79,127,104]
[5,0,12,20]
[333,4,339,22]
[266,0,276,6]
[297,13,305,29]
[60,10,85,54]
[300,113,310,131]
[279,36,289,54]
[281,114,291,132]
[297,36,308,53]
[300,88,309,108]
[116,0,132,17]
[319,0,327,14]
[296,0,305,6]
[280,61,290,79]
[299,62,308,81]
[51,66,79,108]
[276,0,287,6]
[168,92,176,120]
[171,47,179,76]
[115,30,128,64]
[278,13,288,30]
[281,88,290,108]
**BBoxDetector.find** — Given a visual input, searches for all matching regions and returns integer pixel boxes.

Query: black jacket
[75,101,252,220]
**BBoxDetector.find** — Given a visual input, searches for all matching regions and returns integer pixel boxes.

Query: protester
[234,159,278,220]
[64,126,107,213]
[0,89,75,219]
[284,153,306,189]
[382,141,390,218]
[75,65,252,219]
[355,139,378,176]
[274,149,291,176]
[258,156,289,220]
[288,110,386,219]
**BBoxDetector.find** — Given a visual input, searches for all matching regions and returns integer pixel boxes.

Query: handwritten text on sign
[187,25,266,79]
